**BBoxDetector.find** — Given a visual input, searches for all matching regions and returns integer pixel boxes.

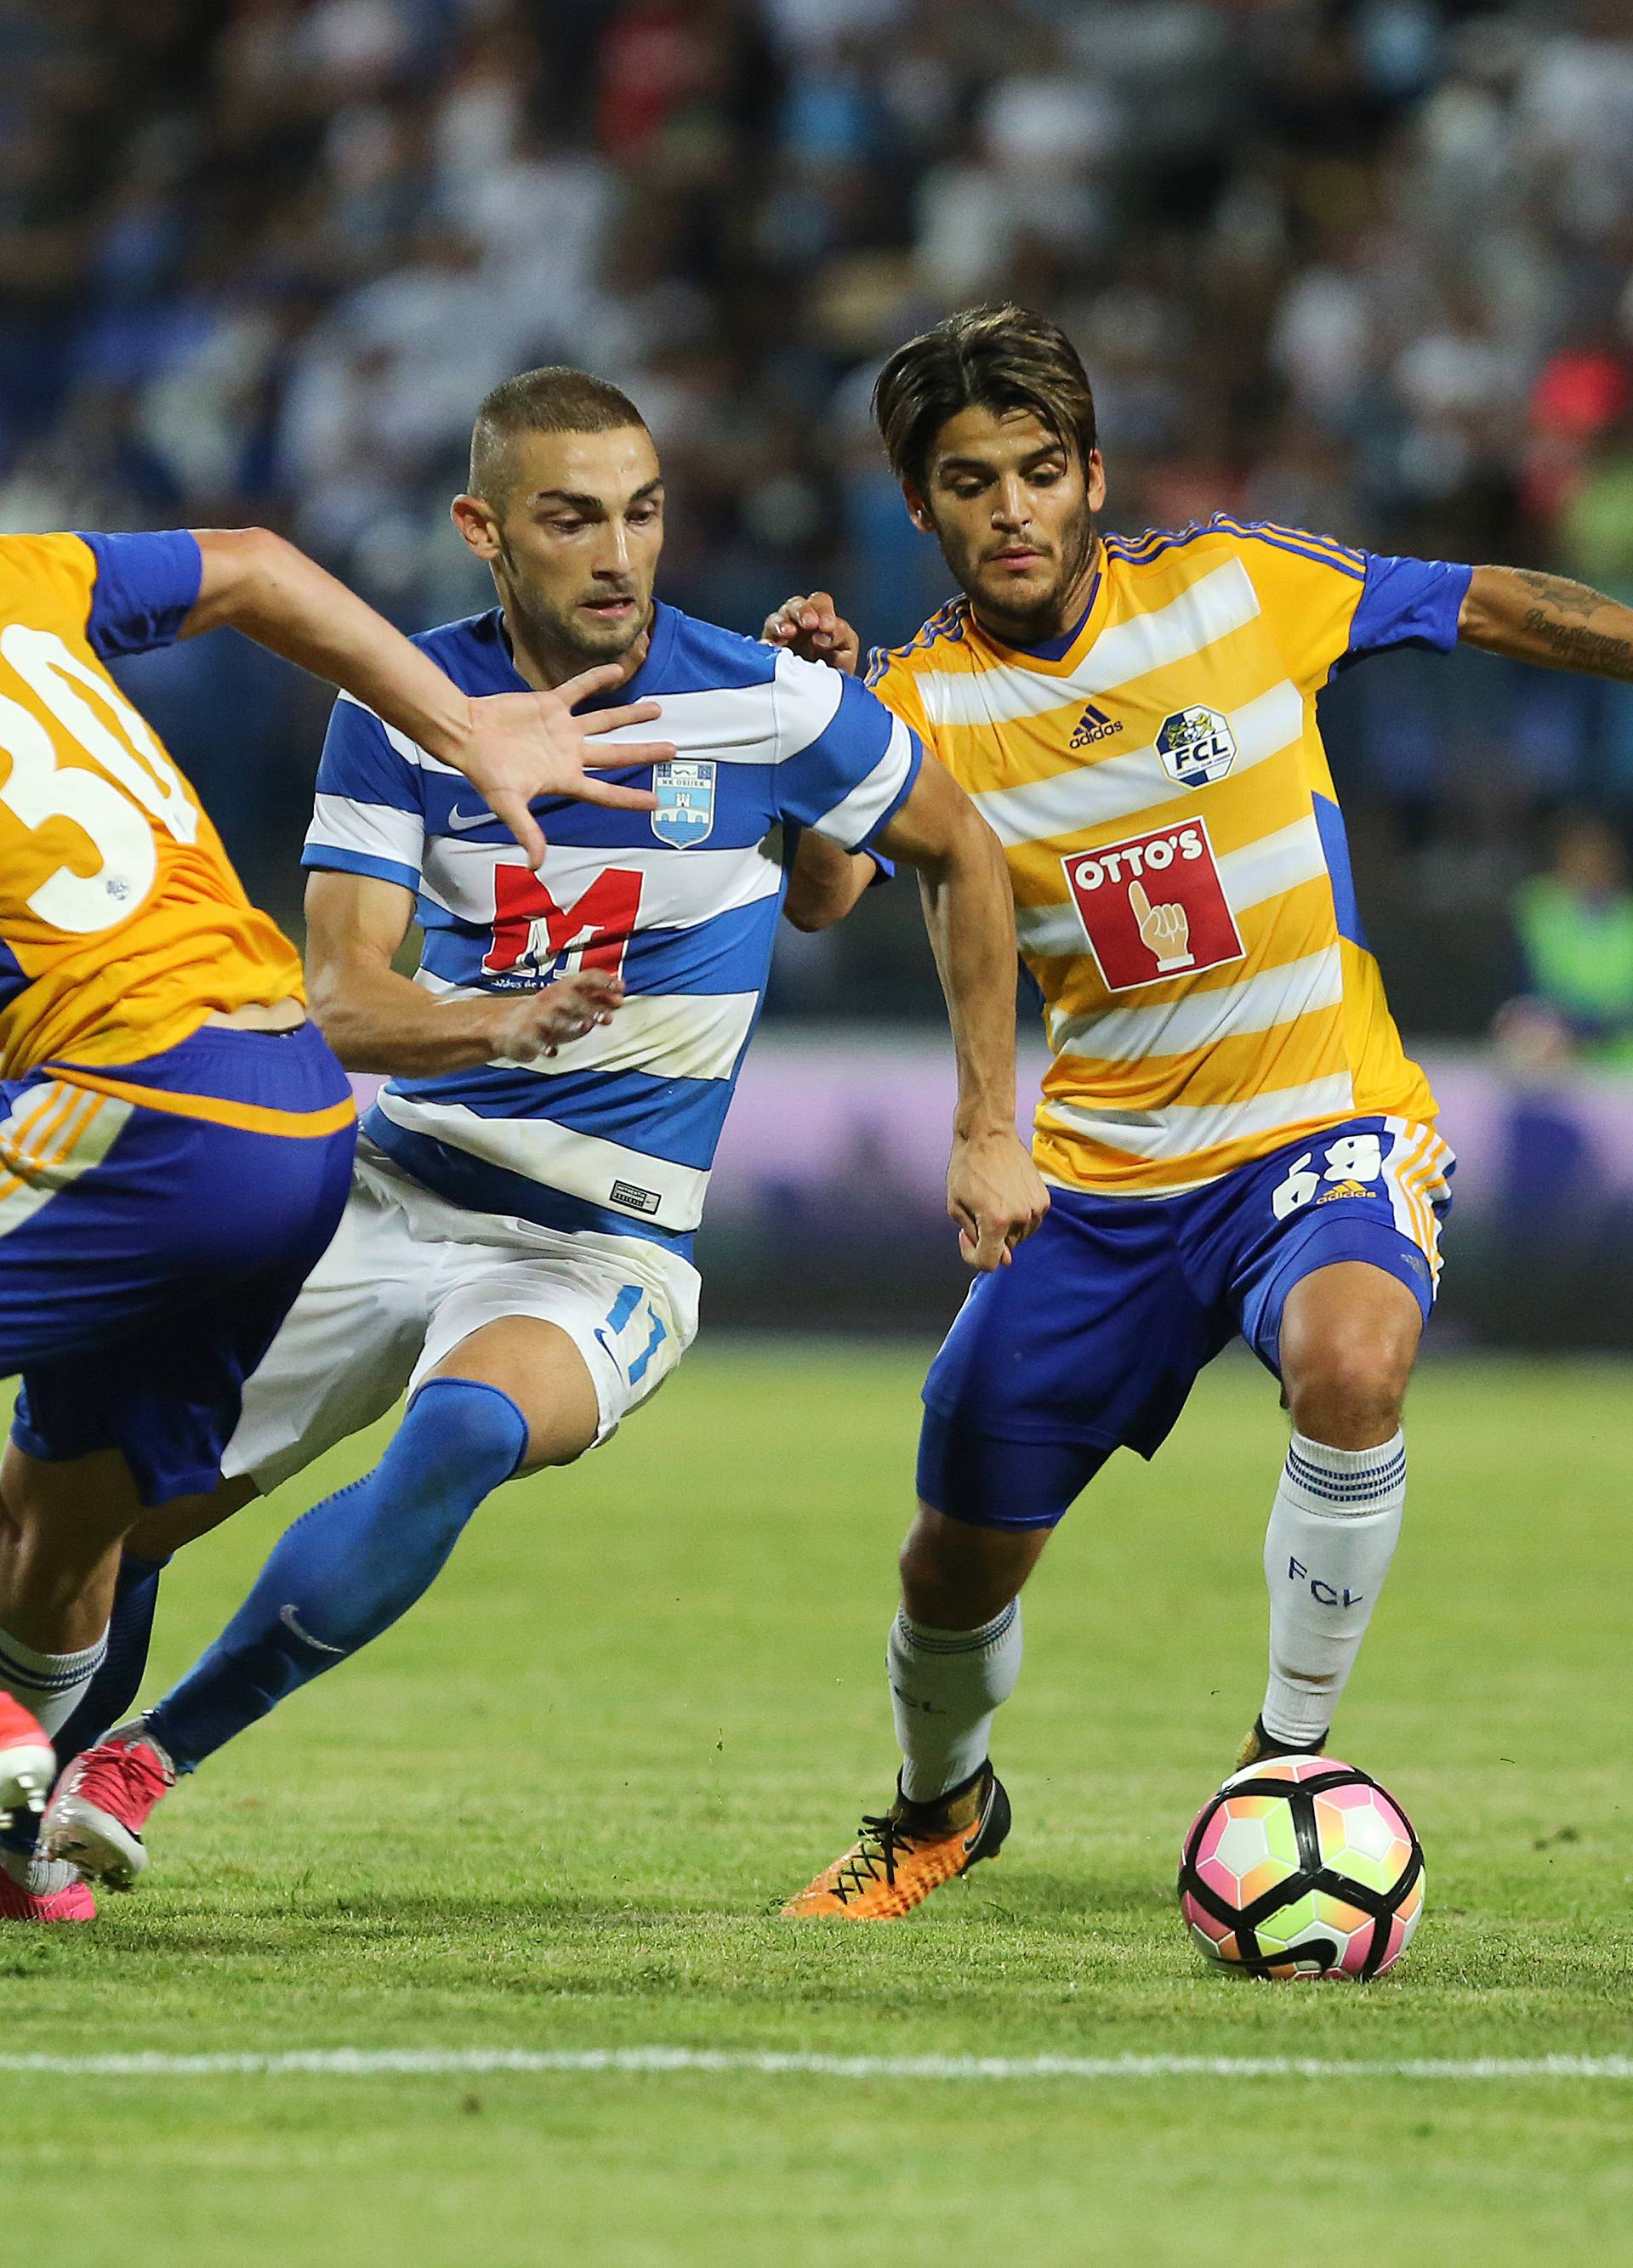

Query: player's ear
[452,493,502,560]
[902,480,936,536]
[1084,449,1107,513]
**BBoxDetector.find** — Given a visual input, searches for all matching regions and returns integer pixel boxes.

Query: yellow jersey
[0,531,304,1083]
[867,517,1471,1197]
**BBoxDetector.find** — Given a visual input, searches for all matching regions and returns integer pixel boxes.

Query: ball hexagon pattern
[1178,1756,1424,1981]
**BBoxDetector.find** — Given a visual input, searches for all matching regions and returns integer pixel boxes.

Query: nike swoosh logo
[280,1604,345,1657]
[446,804,500,833]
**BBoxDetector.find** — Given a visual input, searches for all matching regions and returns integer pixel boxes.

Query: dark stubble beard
[962,503,1100,647]
[498,537,651,678]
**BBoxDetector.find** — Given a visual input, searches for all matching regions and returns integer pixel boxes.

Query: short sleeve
[1343,553,1472,662]
[771,649,922,852]
[76,530,202,657]
[303,692,426,891]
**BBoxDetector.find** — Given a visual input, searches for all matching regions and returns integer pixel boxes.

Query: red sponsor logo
[1060,818,1245,994]
[484,863,643,981]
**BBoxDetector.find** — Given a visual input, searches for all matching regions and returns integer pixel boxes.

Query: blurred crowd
[4,0,1633,1037]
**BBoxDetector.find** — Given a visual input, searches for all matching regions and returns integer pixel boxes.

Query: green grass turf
[2,1348,1630,2265]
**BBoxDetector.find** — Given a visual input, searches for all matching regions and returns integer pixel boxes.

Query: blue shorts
[919,1116,1453,1532]
[3,1021,356,1505]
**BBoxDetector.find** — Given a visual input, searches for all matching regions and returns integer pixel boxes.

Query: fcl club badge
[651,759,716,847]
[1156,705,1238,790]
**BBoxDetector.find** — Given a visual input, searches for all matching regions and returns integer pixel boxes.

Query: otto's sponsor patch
[1060,818,1246,994]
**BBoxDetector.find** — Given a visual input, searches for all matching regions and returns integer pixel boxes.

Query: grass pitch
[2,1348,1629,2265]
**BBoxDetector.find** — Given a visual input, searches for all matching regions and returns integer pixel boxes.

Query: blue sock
[0,1549,168,1860]
[145,1378,527,1774]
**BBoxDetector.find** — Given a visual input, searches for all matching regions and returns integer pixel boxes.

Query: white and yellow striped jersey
[866,516,1471,1197]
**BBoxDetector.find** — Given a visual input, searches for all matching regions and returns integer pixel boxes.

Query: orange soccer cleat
[0,1692,54,1824]
[781,1764,1010,1920]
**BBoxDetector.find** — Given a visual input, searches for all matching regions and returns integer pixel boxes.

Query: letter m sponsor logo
[484,864,644,979]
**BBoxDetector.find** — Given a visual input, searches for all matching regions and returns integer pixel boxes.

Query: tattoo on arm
[1499,569,1633,681]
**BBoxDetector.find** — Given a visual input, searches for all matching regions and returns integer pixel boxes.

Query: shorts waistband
[41,1020,356,1140]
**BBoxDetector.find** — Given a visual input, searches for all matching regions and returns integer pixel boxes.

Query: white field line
[0,2049,1628,2083]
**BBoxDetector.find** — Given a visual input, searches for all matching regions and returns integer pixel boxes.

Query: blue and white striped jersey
[302,600,920,1256]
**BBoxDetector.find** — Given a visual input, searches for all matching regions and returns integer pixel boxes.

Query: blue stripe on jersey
[416,895,779,999]
[1345,553,1471,660]
[77,530,203,658]
[774,670,896,829]
[316,699,424,813]
[362,1111,695,1257]
[387,1059,733,1171]
[1312,792,1368,951]
[303,844,422,891]
[1101,516,1367,581]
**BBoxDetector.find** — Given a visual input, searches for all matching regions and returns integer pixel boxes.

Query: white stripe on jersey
[414,975,759,1084]
[1047,946,1344,1064]
[309,792,424,871]
[813,713,915,847]
[372,1089,711,1229]
[918,558,1262,730]
[333,691,459,776]
[973,678,1305,849]
[1038,1071,1357,1168]
[413,834,786,927]
[1015,807,1328,958]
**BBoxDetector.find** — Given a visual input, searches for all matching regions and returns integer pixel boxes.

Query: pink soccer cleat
[38,1719,176,1891]
[0,1849,96,1923]
[0,1692,54,1824]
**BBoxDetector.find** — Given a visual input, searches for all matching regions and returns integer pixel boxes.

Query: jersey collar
[969,554,1108,674]
[486,599,677,704]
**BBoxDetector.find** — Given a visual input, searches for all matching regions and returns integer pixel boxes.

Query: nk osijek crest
[1156,705,1238,790]
[651,759,716,847]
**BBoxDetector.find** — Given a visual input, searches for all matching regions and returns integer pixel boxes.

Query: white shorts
[223,1140,700,1493]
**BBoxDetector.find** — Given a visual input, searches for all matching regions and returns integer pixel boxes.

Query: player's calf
[1252,1265,1423,1756]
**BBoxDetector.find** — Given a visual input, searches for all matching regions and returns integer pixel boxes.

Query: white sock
[889,1600,1022,1803]
[0,1623,106,1737]
[1260,1430,1406,1746]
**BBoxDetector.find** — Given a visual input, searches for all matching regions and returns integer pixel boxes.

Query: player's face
[455,425,665,673]
[908,407,1106,644]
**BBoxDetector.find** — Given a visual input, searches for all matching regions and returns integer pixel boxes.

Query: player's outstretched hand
[489,971,625,1066]
[460,667,675,869]
[762,593,861,676]
[947,1126,1050,1271]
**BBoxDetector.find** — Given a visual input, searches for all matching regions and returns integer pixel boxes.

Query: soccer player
[0,520,672,1917]
[32,366,1046,1897]
[769,304,1633,1918]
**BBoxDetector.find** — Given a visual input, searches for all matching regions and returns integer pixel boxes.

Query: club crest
[651,759,716,848]
[1156,705,1238,790]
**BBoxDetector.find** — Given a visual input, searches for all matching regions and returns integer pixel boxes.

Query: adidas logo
[1069,702,1123,750]
[1316,1179,1371,1203]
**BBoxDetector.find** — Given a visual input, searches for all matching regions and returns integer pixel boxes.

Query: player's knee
[1285,1329,1413,1446]
[898,1502,1035,1628]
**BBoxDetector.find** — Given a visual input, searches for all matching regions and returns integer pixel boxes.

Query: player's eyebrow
[526,479,665,514]
[934,446,1066,480]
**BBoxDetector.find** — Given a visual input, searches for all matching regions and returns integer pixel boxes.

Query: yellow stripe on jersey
[0,532,304,1089]
[868,520,1438,1197]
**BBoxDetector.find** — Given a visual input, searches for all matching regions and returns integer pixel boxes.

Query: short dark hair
[873,304,1097,490]
[468,366,647,502]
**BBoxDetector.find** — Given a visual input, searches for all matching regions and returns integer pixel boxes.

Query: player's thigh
[919,1185,1206,1531]
[1224,1117,1450,1395]
[1278,1259,1423,1424]
[219,1161,435,1498]
[412,1236,698,1474]
[127,1474,259,1562]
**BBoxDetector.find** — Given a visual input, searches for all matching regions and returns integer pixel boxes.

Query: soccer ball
[1178,1755,1424,1981]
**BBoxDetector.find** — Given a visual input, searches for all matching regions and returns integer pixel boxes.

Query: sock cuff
[403,1376,530,1482]
[894,1600,1019,1657]
[1285,1429,1405,1510]
[0,1623,107,1691]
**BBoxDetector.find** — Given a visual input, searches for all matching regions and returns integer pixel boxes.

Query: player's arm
[782,830,882,931]
[183,527,669,865]
[1458,566,1633,681]
[303,868,622,1077]
[873,756,1050,1270]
